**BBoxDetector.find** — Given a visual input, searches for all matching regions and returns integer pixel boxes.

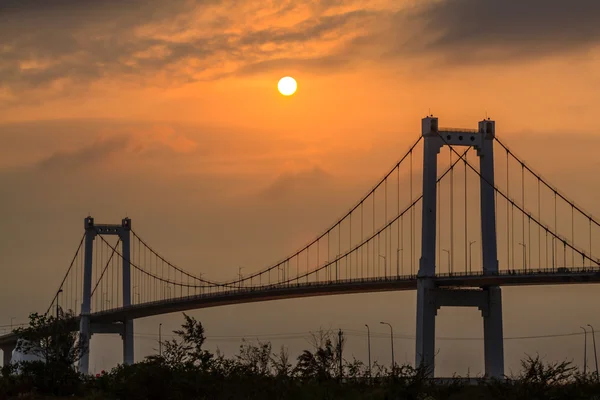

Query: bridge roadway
[1,266,600,348]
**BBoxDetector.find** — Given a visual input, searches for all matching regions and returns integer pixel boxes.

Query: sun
[278,76,297,96]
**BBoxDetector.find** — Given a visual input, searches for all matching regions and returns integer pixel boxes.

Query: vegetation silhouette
[1,311,600,399]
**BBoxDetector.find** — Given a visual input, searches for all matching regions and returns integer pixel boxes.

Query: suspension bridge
[1,116,599,379]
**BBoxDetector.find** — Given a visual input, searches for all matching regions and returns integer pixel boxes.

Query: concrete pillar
[478,119,499,274]
[416,117,442,375]
[1,343,15,366]
[477,120,504,379]
[483,286,504,379]
[78,216,96,375]
[120,218,134,365]
[415,278,436,373]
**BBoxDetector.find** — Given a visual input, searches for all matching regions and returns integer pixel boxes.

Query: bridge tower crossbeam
[78,216,133,375]
[416,116,504,379]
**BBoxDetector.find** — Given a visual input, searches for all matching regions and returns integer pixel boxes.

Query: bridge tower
[78,216,134,375]
[416,117,504,379]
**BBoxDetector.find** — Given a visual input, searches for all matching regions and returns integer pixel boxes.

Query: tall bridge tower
[416,116,504,378]
[78,216,134,375]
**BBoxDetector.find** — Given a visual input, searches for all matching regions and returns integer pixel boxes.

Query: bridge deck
[1,267,599,346]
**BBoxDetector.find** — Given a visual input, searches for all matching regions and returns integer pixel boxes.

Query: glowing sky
[2,0,600,375]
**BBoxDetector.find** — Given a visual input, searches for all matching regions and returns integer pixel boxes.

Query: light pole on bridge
[238,267,244,289]
[518,243,527,271]
[469,241,476,274]
[396,248,403,277]
[380,321,395,372]
[10,317,15,331]
[587,324,599,381]
[379,255,387,278]
[442,249,451,274]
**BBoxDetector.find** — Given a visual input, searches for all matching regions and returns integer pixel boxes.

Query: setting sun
[277,76,297,96]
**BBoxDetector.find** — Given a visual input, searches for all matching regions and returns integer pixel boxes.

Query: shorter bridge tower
[78,216,134,375]
[416,117,504,379]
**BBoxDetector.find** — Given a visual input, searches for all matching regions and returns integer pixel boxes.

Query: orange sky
[2,0,600,376]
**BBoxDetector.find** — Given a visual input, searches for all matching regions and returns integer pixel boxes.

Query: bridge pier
[1,343,15,366]
[483,286,504,378]
[122,320,134,365]
[417,117,504,379]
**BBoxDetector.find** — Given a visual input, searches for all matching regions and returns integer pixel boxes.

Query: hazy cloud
[397,0,600,63]
[2,0,600,107]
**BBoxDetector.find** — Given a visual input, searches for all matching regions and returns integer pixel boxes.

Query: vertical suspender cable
[450,147,454,274]
[464,156,467,274]
[522,163,525,269]
[506,149,510,270]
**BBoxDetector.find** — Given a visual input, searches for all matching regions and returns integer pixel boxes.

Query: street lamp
[518,243,527,271]
[380,321,395,371]
[379,255,387,277]
[442,249,451,274]
[588,324,599,380]
[238,267,244,289]
[396,248,403,277]
[10,317,16,331]
[581,326,588,375]
[468,241,476,274]
[56,288,63,318]
[159,323,163,356]
[365,324,371,378]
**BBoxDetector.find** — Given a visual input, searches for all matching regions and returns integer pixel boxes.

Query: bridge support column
[1,343,15,366]
[478,120,504,379]
[78,217,96,375]
[416,278,436,373]
[120,218,134,365]
[483,286,504,379]
[416,117,442,375]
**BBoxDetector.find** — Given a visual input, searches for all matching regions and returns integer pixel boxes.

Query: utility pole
[365,324,371,378]
[581,326,588,375]
[338,329,343,380]
[588,324,599,381]
[159,323,162,356]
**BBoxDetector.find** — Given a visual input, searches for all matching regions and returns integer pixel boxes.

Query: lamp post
[581,326,588,375]
[396,248,403,277]
[365,324,371,378]
[56,288,63,318]
[10,317,15,331]
[380,321,395,371]
[379,255,387,277]
[469,241,476,273]
[442,249,451,274]
[518,243,527,271]
[159,323,162,356]
[588,324,599,380]
[238,267,243,289]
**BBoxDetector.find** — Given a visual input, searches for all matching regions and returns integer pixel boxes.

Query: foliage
[3,313,600,399]
[13,310,85,366]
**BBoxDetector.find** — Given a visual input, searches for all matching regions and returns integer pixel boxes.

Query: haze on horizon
[1,0,600,376]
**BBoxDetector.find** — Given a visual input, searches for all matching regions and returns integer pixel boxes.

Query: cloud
[37,135,128,171]
[33,124,199,173]
[393,0,600,63]
[258,166,334,201]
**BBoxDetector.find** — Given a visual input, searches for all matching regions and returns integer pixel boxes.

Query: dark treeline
[1,311,600,399]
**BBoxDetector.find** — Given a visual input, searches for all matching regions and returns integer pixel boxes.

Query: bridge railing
[90,266,600,317]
